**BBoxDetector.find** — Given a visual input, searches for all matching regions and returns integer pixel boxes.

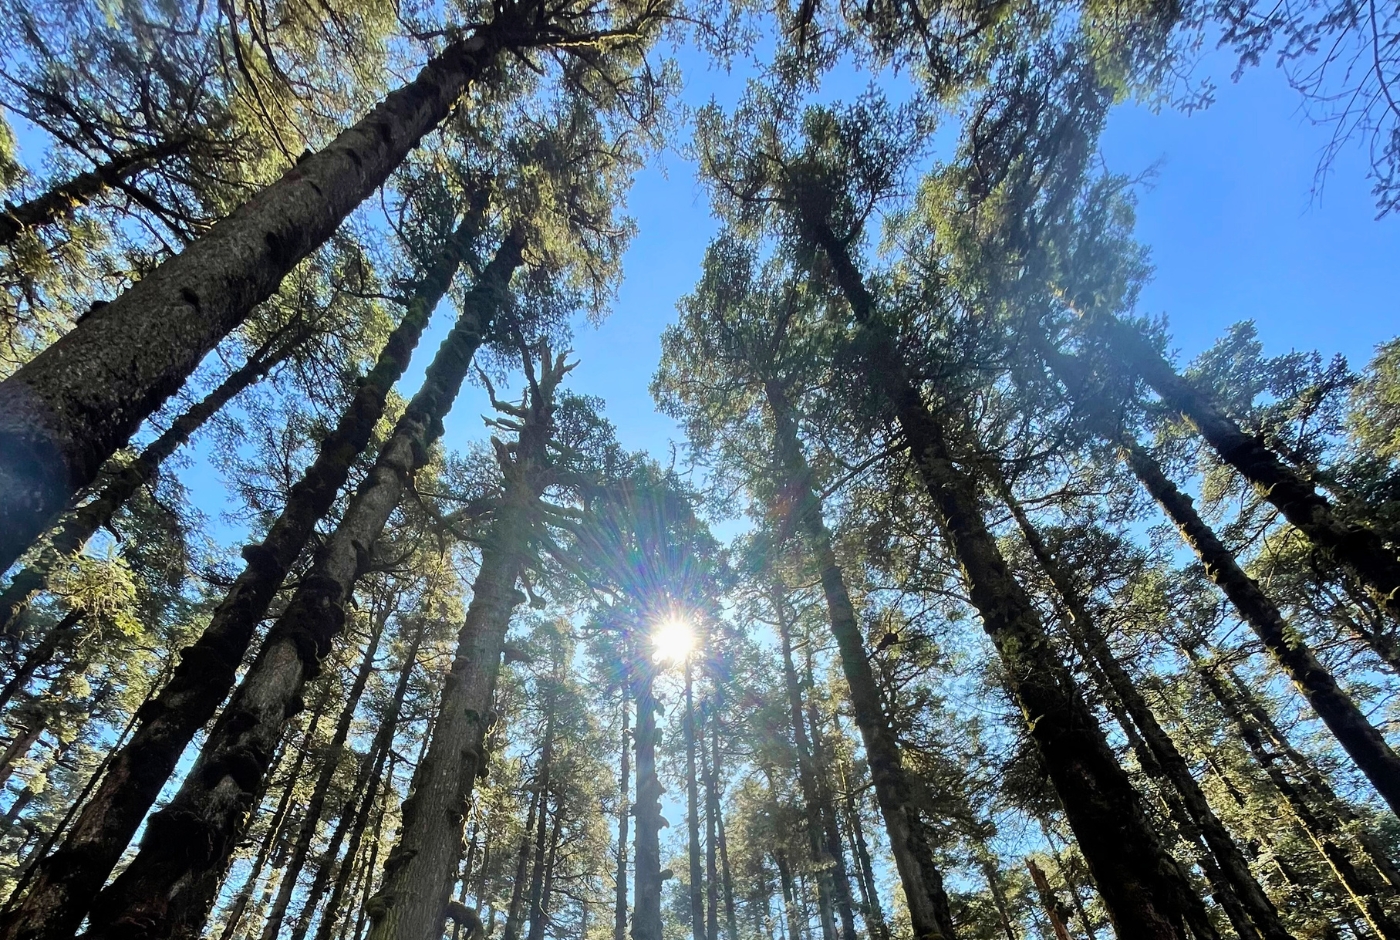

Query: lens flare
[651,616,695,665]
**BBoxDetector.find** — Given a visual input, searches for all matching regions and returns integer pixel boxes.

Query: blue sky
[479,40,1399,469]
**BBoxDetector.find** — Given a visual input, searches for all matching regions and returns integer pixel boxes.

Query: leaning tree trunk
[259,606,389,940]
[363,351,559,940]
[842,765,890,940]
[0,609,83,714]
[772,591,842,940]
[1120,436,1400,817]
[1187,647,1400,940]
[80,231,524,940]
[1042,343,1400,818]
[0,0,545,569]
[806,217,1198,940]
[615,694,631,940]
[995,475,1294,940]
[0,137,192,245]
[1088,312,1400,618]
[685,656,711,940]
[764,378,957,940]
[307,619,425,940]
[0,203,486,940]
[0,326,293,639]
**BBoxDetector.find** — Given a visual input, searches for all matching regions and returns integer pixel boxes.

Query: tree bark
[764,379,956,940]
[0,328,290,640]
[0,137,192,245]
[713,742,740,940]
[1089,312,1400,618]
[1187,647,1400,940]
[842,768,890,940]
[1121,437,1400,818]
[771,591,840,940]
[806,217,1198,940]
[363,351,557,940]
[615,694,631,940]
[308,619,425,940]
[1026,858,1073,940]
[79,231,523,940]
[701,710,723,940]
[631,659,663,940]
[685,656,710,940]
[504,777,544,940]
[996,474,1293,940]
[802,657,860,940]
[259,605,389,940]
[0,206,485,940]
[0,0,535,567]
[524,700,559,940]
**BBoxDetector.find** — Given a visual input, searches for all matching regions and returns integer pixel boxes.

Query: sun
[651,616,695,665]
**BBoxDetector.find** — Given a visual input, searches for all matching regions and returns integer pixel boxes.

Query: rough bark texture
[0,2,534,569]
[0,331,287,639]
[1189,648,1400,940]
[1094,313,1400,618]
[807,219,1195,939]
[80,231,523,940]
[363,349,557,940]
[0,206,484,940]
[0,137,191,245]
[1122,439,1400,817]
[259,608,389,940]
[997,477,1293,940]
[765,379,957,940]
[308,620,424,940]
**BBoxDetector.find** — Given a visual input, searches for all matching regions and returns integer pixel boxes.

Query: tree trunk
[0,609,83,713]
[530,809,563,940]
[0,206,486,940]
[685,656,709,940]
[309,619,425,940]
[701,710,721,940]
[0,0,536,567]
[806,217,1197,940]
[0,326,294,640]
[504,780,544,940]
[364,353,556,940]
[764,380,956,940]
[842,769,890,940]
[995,474,1293,940]
[615,694,631,940]
[260,605,389,940]
[1120,437,1400,817]
[771,591,840,940]
[1221,668,1400,894]
[802,656,860,940]
[0,137,191,245]
[1187,646,1400,940]
[351,753,397,940]
[631,660,663,940]
[1089,312,1400,618]
[79,231,524,940]
[524,710,558,940]
[0,723,44,789]
[975,852,1018,940]
[713,743,740,940]
[1026,858,1074,940]
[215,757,302,940]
